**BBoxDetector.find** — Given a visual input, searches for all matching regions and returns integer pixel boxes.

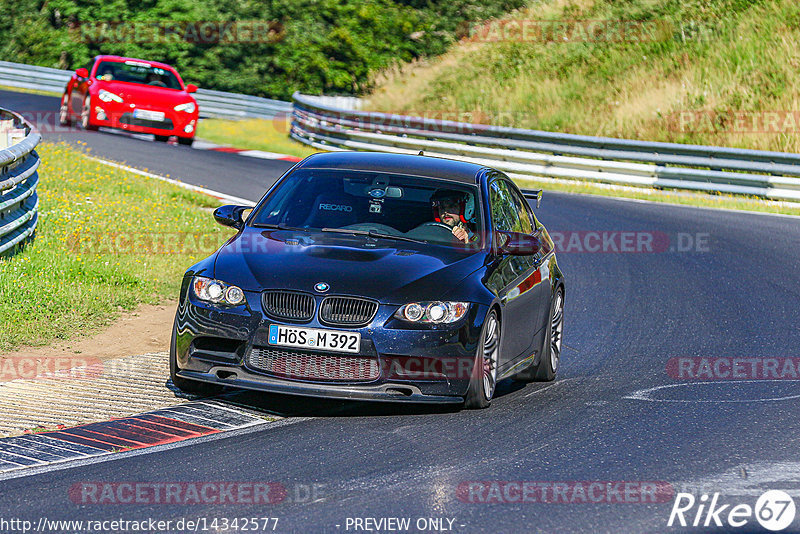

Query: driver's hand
[452,226,469,243]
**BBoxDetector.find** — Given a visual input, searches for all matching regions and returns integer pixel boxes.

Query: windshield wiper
[320,227,426,244]
[251,223,309,232]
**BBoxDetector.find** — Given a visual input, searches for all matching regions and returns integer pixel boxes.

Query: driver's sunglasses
[433,199,461,212]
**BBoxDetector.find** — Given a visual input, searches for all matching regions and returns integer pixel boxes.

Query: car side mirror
[185,84,198,93]
[76,68,89,79]
[496,231,541,256]
[213,205,251,230]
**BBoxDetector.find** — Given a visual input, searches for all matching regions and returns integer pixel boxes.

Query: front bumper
[176,367,464,404]
[174,283,488,403]
[91,101,197,138]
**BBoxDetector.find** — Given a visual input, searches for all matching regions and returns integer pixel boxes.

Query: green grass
[0,142,232,352]
[369,0,800,153]
[197,118,319,159]
[0,84,60,97]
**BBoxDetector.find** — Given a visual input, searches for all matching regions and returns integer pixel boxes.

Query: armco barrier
[0,108,39,257]
[0,60,291,119]
[291,93,800,202]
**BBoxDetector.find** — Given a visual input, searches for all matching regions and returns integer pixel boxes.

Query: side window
[489,179,520,232]
[507,185,534,234]
[489,179,533,234]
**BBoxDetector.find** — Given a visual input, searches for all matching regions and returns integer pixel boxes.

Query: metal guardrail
[0,60,291,119]
[0,108,39,257]
[291,92,800,202]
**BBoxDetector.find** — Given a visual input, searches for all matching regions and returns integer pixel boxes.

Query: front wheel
[81,96,98,131]
[59,95,72,126]
[464,309,500,409]
[154,135,170,142]
[177,136,194,146]
[169,316,224,396]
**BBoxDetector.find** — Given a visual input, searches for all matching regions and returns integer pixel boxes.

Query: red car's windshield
[94,60,182,90]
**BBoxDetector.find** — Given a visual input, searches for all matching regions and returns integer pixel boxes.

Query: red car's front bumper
[90,100,198,139]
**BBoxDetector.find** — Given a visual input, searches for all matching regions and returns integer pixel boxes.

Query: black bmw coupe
[170,152,565,408]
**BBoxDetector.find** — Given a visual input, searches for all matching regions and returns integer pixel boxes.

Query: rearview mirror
[496,231,541,256]
[213,205,251,230]
[185,84,198,93]
[76,68,89,79]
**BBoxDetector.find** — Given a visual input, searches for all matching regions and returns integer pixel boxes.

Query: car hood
[94,81,194,107]
[212,229,487,304]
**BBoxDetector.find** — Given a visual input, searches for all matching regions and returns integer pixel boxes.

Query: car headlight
[192,276,246,306]
[174,102,196,113]
[395,301,470,324]
[98,90,123,103]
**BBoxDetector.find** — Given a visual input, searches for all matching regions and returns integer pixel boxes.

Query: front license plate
[133,109,165,121]
[268,325,360,353]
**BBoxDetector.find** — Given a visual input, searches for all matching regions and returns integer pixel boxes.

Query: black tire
[154,135,170,143]
[81,96,98,131]
[177,137,194,146]
[464,309,500,409]
[59,95,72,126]
[517,287,564,382]
[169,316,223,396]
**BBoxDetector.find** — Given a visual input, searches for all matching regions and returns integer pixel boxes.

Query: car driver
[430,190,476,244]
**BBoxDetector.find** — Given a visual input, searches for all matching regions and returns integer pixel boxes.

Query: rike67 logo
[668,490,797,531]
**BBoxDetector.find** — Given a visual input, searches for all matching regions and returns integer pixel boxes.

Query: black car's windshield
[95,60,182,90]
[250,169,483,249]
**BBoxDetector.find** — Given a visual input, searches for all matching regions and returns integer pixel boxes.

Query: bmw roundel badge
[314,282,330,293]
[369,188,387,198]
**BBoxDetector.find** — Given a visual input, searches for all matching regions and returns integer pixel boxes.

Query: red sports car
[59,55,199,146]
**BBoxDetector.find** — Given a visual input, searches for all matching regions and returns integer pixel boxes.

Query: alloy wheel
[550,291,564,372]
[482,312,499,400]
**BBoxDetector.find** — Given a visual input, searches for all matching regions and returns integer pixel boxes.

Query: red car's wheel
[178,137,194,146]
[81,96,98,131]
[59,94,72,126]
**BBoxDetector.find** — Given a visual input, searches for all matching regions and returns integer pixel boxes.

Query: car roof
[294,152,490,185]
[93,55,176,71]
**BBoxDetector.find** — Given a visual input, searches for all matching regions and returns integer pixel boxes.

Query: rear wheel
[464,309,500,409]
[81,96,98,131]
[59,95,71,126]
[169,316,223,396]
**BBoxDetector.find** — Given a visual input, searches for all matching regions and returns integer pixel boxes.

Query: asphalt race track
[2,88,800,532]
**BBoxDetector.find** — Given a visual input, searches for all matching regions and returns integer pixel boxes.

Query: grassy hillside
[368,0,800,152]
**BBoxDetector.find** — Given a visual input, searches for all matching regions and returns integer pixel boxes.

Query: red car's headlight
[174,102,196,113]
[98,90,123,103]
